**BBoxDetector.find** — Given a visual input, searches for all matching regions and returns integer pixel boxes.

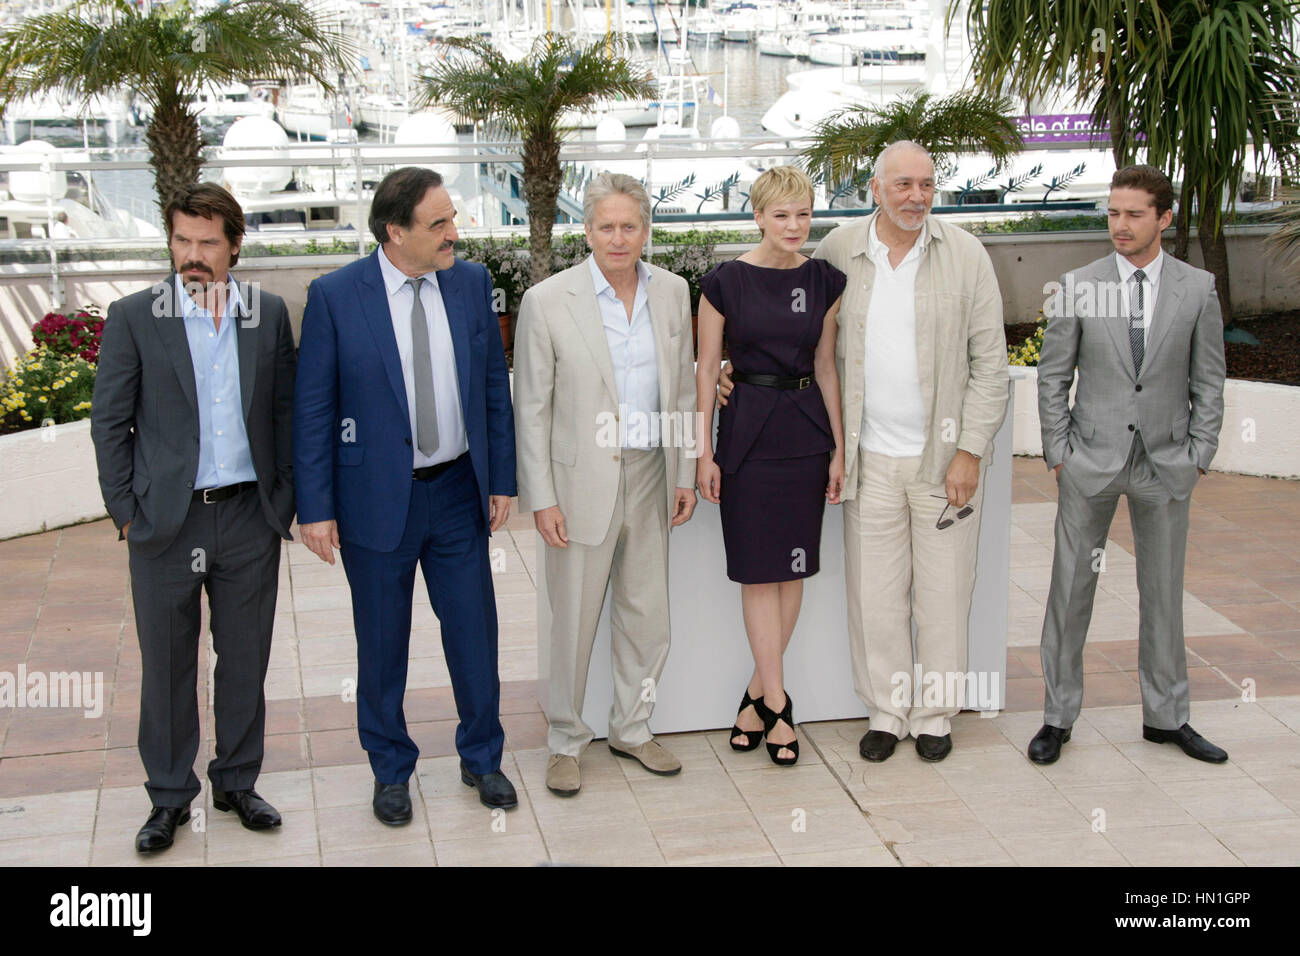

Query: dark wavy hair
[164,183,247,267]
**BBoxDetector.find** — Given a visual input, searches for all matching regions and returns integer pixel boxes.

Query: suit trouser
[340,455,504,782]
[1041,434,1191,730]
[542,448,671,757]
[843,450,985,739]
[129,486,280,808]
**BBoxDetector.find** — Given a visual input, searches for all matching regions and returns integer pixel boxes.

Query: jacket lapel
[359,251,411,420]
[153,276,198,415]
[646,267,673,414]
[1139,258,1186,377]
[567,265,620,406]
[435,261,471,423]
[233,280,258,421]
[1095,259,1137,381]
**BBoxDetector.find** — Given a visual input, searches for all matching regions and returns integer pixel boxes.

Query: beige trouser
[542,448,671,757]
[844,450,986,739]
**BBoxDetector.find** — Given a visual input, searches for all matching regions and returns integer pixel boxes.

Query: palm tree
[418,34,656,291]
[956,0,1300,326]
[800,88,1024,189]
[0,0,353,212]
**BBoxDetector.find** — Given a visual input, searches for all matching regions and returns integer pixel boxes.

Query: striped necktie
[1129,268,1146,376]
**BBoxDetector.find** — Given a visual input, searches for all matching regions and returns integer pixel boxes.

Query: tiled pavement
[1,458,1298,866]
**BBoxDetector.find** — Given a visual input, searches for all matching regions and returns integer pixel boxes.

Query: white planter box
[1010,366,1300,479]
[0,418,106,540]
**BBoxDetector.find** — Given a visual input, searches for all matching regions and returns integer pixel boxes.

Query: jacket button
[186,481,194,488]
[1135,384,1143,392]
[404,438,412,446]
[1128,424,1135,431]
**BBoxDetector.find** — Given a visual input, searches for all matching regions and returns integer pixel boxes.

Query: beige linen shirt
[814,211,1009,496]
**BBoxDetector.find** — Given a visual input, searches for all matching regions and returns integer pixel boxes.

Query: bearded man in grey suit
[1030,165,1228,765]
[513,171,698,796]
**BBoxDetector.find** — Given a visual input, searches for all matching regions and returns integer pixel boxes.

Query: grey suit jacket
[91,276,297,557]
[1037,253,1226,500]
[513,260,696,547]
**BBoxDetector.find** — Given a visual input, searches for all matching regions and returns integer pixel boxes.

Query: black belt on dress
[732,371,815,390]
[192,481,258,504]
[413,452,467,481]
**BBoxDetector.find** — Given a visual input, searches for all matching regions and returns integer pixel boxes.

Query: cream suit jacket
[814,211,1010,497]
[513,260,697,546]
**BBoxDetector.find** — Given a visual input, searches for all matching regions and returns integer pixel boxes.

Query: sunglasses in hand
[929,494,974,530]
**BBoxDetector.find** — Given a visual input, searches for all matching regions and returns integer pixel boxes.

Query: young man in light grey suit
[513,172,698,796]
[1030,165,1228,765]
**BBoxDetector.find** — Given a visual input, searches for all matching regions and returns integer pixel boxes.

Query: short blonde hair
[749,165,815,214]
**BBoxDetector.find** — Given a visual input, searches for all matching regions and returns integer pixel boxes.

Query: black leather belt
[732,371,815,390]
[193,481,257,504]
[413,453,467,481]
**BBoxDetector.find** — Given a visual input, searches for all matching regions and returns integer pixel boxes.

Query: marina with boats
[0,0,1264,245]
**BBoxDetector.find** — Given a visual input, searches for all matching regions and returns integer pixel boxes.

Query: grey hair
[873,140,934,181]
[583,171,652,228]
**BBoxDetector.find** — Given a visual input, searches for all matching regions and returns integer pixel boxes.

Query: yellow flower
[68,371,78,378]
[38,396,47,403]
[13,378,22,386]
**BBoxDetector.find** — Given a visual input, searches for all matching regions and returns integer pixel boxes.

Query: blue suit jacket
[293,250,517,552]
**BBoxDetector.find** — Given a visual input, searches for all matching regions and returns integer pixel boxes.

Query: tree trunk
[145,91,204,217]
[1197,185,1233,326]
[521,127,563,291]
[1173,177,1191,261]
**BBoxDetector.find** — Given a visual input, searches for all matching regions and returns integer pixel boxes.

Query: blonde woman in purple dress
[695,165,847,765]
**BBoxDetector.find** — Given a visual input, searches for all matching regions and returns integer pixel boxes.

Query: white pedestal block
[535,395,1015,737]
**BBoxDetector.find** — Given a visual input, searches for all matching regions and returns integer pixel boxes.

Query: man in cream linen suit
[1029,165,1228,765]
[513,172,698,796]
[813,141,1008,763]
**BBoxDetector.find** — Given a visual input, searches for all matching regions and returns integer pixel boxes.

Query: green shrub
[0,346,96,434]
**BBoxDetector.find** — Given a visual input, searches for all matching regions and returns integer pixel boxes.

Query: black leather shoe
[915,733,953,762]
[134,805,190,853]
[1143,723,1229,763]
[859,730,899,762]
[1027,724,1072,764]
[460,762,519,810]
[372,781,413,825]
[212,788,282,830]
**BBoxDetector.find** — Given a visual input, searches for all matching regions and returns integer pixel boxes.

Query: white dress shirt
[861,218,929,457]
[1115,248,1164,348]
[588,255,660,449]
[377,246,469,467]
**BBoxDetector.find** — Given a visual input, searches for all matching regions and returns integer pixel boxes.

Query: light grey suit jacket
[1037,253,1226,500]
[513,260,696,547]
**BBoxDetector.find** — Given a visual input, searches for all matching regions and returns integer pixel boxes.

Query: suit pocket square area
[550,440,577,467]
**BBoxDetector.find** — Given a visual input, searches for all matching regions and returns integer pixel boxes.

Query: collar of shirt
[378,244,442,298]
[866,215,929,268]
[176,273,243,322]
[587,254,651,301]
[1115,248,1164,289]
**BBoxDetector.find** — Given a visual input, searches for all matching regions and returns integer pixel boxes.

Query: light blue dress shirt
[178,274,257,489]
[587,255,660,449]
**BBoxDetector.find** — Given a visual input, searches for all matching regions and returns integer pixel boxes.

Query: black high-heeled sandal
[729,690,764,752]
[756,692,799,766]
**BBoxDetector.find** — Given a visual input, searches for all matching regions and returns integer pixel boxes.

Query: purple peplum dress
[700,257,847,584]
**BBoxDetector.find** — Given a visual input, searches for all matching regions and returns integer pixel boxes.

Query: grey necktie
[1129,268,1146,377]
[407,277,439,456]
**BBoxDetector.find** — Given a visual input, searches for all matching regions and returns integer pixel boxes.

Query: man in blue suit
[294,167,518,823]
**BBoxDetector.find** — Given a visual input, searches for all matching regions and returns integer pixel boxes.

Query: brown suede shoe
[608,738,682,776]
[546,754,581,796]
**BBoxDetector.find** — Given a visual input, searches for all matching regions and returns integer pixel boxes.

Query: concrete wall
[0,419,107,539]
[2,226,1297,372]
[1011,366,1300,480]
